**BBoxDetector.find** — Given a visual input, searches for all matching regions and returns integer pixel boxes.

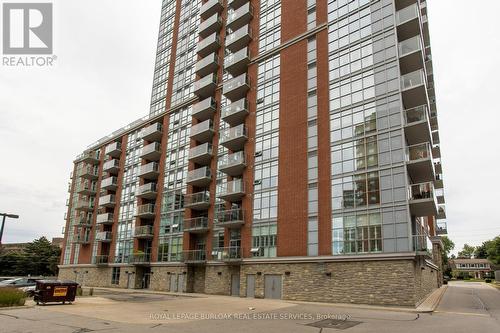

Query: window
[332,212,382,255]
[252,223,277,257]
[111,267,120,285]
[332,172,380,210]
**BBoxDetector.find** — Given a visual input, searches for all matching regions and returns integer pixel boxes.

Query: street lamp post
[0,213,20,244]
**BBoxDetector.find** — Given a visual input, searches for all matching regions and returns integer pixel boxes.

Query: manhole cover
[306,319,362,330]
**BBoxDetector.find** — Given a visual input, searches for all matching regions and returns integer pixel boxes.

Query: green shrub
[0,288,26,307]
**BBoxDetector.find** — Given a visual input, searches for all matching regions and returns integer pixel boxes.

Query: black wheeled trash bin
[34,280,79,305]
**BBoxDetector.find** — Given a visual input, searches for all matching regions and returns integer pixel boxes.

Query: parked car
[0,278,41,296]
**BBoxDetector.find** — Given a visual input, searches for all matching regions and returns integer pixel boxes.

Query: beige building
[450,259,493,279]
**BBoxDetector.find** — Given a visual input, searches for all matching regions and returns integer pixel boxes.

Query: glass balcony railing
[403,105,429,125]
[193,73,217,97]
[182,249,206,262]
[184,217,209,232]
[136,203,155,217]
[186,166,212,186]
[218,151,246,176]
[399,35,421,57]
[406,142,432,162]
[223,73,250,101]
[105,142,122,157]
[401,69,425,90]
[96,231,112,242]
[134,225,154,238]
[436,221,448,235]
[76,151,99,164]
[78,166,99,179]
[141,122,163,141]
[190,119,214,139]
[215,208,244,225]
[141,142,161,160]
[188,143,213,162]
[197,33,220,57]
[219,124,247,150]
[412,234,432,257]
[96,213,113,225]
[192,97,216,120]
[226,25,252,52]
[200,0,223,20]
[76,215,92,226]
[409,182,436,201]
[227,2,253,31]
[221,98,248,126]
[99,194,116,207]
[75,200,94,211]
[137,182,157,198]
[138,162,159,179]
[224,47,250,76]
[195,53,219,77]
[101,176,118,190]
[103,159,120,173]
[396,3,419,25]
[211,247,241,261]
[184,191,210,209]
[218,179,245,200]
[199,13,222,38]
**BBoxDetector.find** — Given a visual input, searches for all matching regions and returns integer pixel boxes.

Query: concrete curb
[415,285,448,313]
[0,304,35,311]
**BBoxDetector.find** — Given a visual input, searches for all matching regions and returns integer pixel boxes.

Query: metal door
[178,273,185,292]
[246,274,255,298]
[264,275,282,299]
[169,274,178,292]
[231,274,240,296]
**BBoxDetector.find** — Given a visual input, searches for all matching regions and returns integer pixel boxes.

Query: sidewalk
[415,285,448,312]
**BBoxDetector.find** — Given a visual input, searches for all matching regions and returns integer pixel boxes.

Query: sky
[0,0,499,256]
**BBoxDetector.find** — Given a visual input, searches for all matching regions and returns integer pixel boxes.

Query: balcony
[188,143,213,165]
[223,73,250,101]
[186,166,212,187]
[73,235,91,245]
[199,13,222,39]
[227,2,253,31]
[396,3,420,41]
[78,166,99,180]
[218,151,246,176]
[76,215,92,227]
[400,69,427,109]
[435,187,445,204]
[436,221,448,235]
[94,255,109,266]
[134,225,154,239]
[140,142,162,161]
[197,33,220,57]
[193,73,217,98]
[403,105,431,145]
[215,208,244,228]
[190,119,215,143]
[101,176,118,191]
[218,179,245,202]
[96,213,114,225]
[434,173,444,190]
[75,200,94,212]
[138,162,160,180]
[195,53,219,77]
[184,217,209,233]
[398,36,423,74]
[192,97,216,121]
[413,234,432,257]
[228,0,248,10]
[135,204,156,219]
[211,247,242,262]
[184,191,210,210]
[78,151,99,165]
[105,142,122,158]
[96,231,112,243]
[200,0,223,20]
[99,194,116,208]
[219,124,247,151]
[141,122,163,142]
[224,47,250,77]
[406,143,435,183]
[432,130,440,145]
[76,182,97,196]
[434,160,442,175]
[437,205,447,220]
[408,182,438,217]
[226,25,252,53]
[221,98,248,126]
[182,250,206,264]
[103,159,120,174]
[136,182,157,200]
[129,253,151,265]
[432,145,441,159]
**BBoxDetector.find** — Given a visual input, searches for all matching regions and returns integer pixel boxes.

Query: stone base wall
[240,259,438,307]
[59,257,438,307]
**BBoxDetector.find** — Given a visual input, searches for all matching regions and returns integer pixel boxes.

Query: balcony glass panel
[406,143,432,162]
[401,69,425,90]
[399,36,421,57]
[396,3,418,25]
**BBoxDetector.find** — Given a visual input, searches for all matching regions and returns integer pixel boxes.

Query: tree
[475,241,490,259]
[458,244,476,259]
[0,237,61,276]
[485,236,500,265]
[441,236,455,276]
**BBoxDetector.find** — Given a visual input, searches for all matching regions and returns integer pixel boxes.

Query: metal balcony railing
[184,217,209,233]
[182,249,206,262]
[96,231,112,242]
[96,213,114,225]
[134,225,154,238]
[211,247,241,261]
[184,191,210,209]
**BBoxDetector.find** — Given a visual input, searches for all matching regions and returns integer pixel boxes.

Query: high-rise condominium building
[60,0,447,307]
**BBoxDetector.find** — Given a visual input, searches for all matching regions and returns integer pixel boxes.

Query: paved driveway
[0,283,499,333]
